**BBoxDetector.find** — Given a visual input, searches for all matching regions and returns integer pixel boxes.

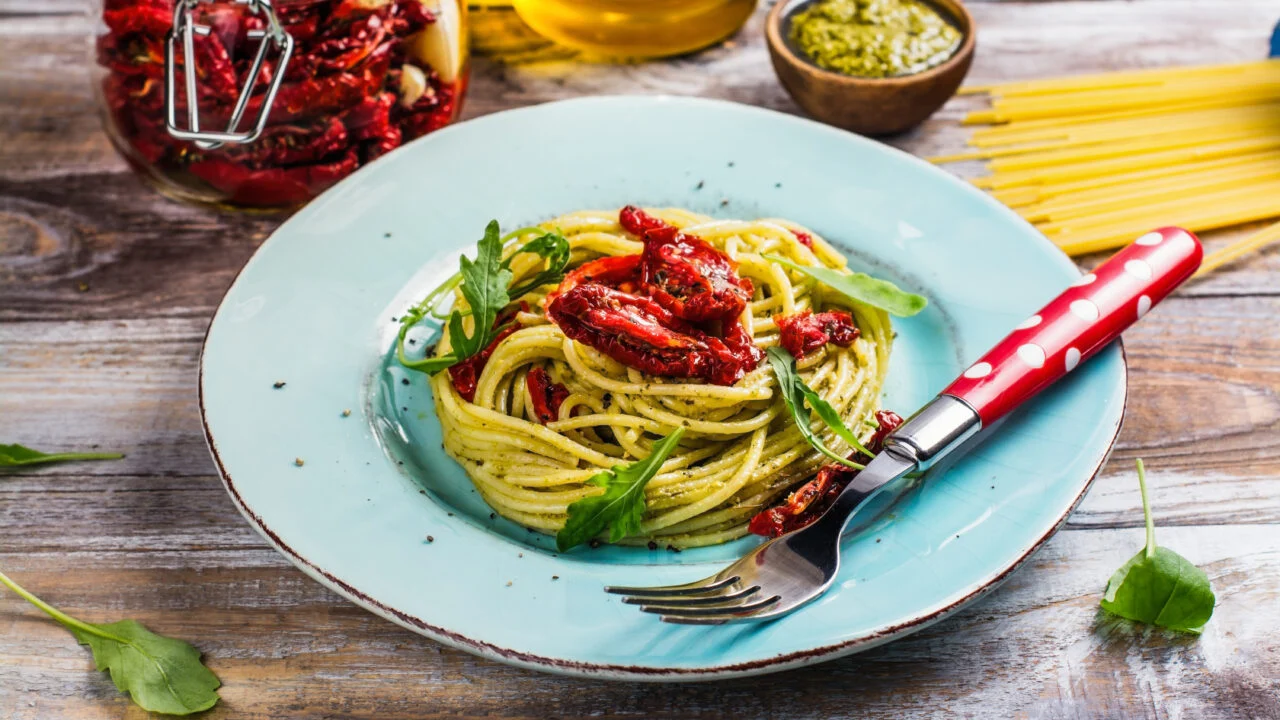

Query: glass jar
[92,0,469,209]
[510,0,756,59]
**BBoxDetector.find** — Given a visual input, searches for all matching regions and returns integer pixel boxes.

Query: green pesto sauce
[789,0,961,79]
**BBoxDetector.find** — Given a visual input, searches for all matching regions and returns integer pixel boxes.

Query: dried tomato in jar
[92,0,468,209]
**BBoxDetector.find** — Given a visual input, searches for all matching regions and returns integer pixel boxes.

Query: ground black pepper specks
[273,381,286,389]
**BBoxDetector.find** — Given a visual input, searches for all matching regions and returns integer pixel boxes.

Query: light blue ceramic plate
[200,96,1125,680]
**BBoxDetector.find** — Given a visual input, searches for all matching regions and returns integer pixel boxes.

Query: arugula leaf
[764,254,927,317]
[1100,459,1215,633]
[766,347,866,468]
[0,444,123,468]
[397,224,567,373]
[0,569,220,715]
[451,220,514,359]
[505,230,571,300]
[556,427,686,551]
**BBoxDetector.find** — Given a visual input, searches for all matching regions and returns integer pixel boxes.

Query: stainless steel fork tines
[606,575,781,623]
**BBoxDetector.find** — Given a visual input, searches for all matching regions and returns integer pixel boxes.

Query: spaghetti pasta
[944,59,1280,256]
[420,208,893,548]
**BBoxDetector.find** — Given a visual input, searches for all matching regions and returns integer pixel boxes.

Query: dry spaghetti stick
[970,105,1280,151]
[1052,200,1280,255]
[1038,182,1280,235]
[984,137,1280,189]
[1021,151,1280,201]
[992,76,1280,115]
[962,59,1280,97]
[1024,170,1280,223]
[968,99,1280,143]
[1195,220,1280,276]
[988,121,1280,172]
[978,83,1280,124]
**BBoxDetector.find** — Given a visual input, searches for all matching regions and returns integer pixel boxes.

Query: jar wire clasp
[163,0,295,150]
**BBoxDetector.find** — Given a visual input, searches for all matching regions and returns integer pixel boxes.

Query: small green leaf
[70,621,221,715]
[398,223,568,375]
[1099,459,1216,633]
[766,347,864,469]
[452,220,514,359]
[505,231,571,300]
[764,254,927,317]
[0,570,220,715]
[0,444,123,468]
[556,428,686,551]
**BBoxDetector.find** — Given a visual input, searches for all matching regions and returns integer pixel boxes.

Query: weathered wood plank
[1,524,1276,719]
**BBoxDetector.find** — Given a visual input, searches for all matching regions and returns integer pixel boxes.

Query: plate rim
[198,94,1129,680]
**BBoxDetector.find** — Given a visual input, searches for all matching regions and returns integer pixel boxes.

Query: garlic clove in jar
[410,0,464,84]
[399,64,430,107]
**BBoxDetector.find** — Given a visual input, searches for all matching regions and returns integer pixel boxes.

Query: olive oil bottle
[510,0,757,58]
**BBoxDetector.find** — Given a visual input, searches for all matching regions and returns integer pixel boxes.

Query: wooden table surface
[3,1,1280,718]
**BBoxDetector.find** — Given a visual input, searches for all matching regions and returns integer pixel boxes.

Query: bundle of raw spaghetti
[937,59,1280,257]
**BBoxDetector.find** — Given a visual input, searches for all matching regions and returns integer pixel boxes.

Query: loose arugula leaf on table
[1099,459,1216,634]
[0,444,123,468]
[766,347,869,468]
[0,570,220,715]
[556,428,686,551]
[764,254,928,317]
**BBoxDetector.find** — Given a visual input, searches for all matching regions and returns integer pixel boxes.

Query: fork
[606,227,1203,624]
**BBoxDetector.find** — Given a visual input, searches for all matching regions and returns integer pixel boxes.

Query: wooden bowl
[766,0,976,136]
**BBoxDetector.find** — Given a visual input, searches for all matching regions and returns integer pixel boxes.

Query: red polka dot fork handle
[943,227,1203,426]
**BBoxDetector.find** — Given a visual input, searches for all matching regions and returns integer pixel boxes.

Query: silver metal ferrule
[882,394,981,471]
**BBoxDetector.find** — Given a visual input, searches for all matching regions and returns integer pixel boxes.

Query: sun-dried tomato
[548,255,642,299]
[341,92,402,161]
[748,408,906,538]
[793,231,815,249]
[526,367,571,424]
[188,148,360,207]
[776,310,860,359]
[447,303,527,402]
[619,205,753,323]
[98,0,462,207]
[221,117,350,168]
[547,284,758,386]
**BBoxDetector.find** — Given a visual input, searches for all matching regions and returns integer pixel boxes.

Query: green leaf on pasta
[505,230,571,300]
[764,254,927,317]
[451,220,514,359]
[1099,459,1216,633]
[766,347,865,469]
[397,223,571,374]
[556,428,686,551]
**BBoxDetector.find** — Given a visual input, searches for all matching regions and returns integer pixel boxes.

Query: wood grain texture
[2,0,1279,718]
